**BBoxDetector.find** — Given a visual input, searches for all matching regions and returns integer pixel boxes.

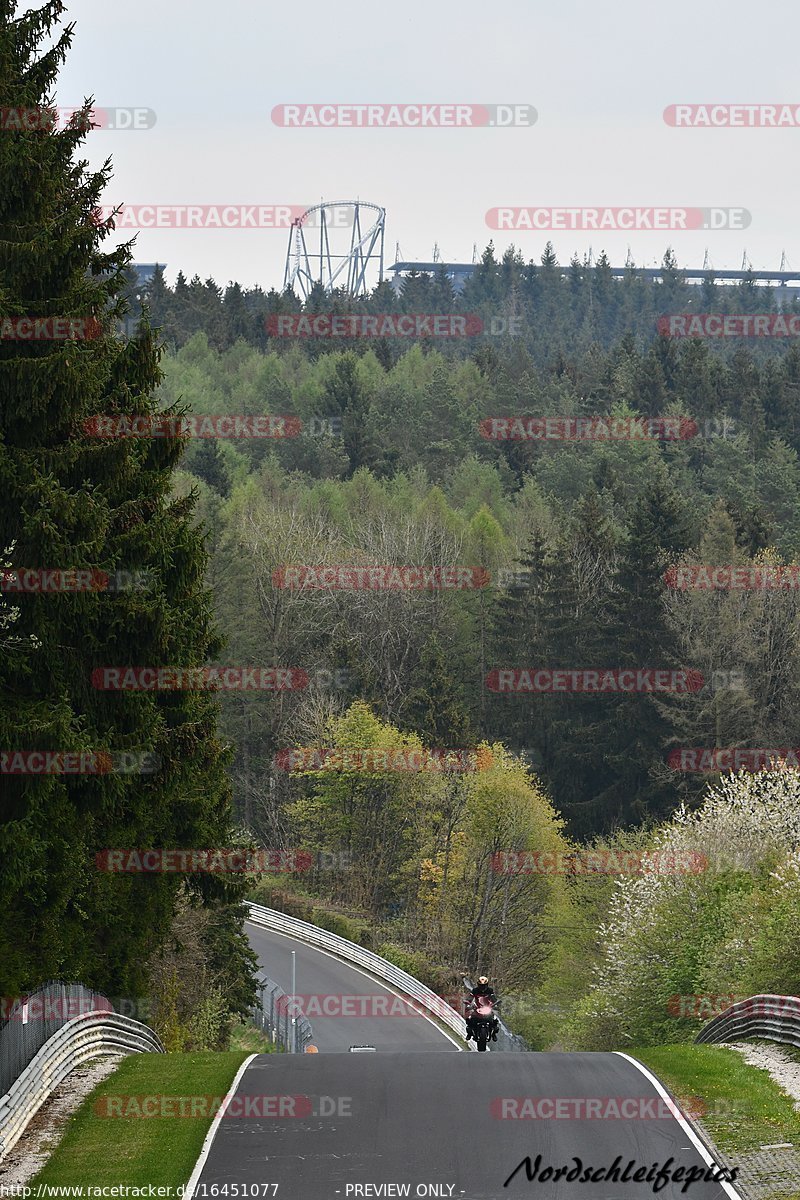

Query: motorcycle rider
[465,976,500,1042]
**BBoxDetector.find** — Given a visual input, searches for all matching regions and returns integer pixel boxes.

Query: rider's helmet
[478,976,489,984]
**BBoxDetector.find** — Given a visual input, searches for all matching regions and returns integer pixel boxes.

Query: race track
[187,924,740,1198]
[191,1049,739,1198]
[246,921,460,1052]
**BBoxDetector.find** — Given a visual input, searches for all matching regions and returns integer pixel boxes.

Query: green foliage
[9,6,800,1046]
[0,0,242,1000]
[31,1052,250,1189]
[103,303,800,1047]
[374,943,451,995]
[309,908,370,945]
[185,984,229,1051]
[563,769,800,1049]
[146,894,258,1050]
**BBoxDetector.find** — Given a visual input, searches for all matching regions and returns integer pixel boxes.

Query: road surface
[246,920,460,1052]
[191,1049,739,1198]
[190,924,742,1197]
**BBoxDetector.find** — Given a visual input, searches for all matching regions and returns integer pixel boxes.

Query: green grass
[228,1020,276,1054]
[31,1051,249,1188]
[633,1043,800,1156]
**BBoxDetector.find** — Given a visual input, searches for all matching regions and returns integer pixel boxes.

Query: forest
[135,255,800,1048]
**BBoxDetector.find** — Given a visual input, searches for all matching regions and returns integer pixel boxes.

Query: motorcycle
[465,994,499,1052]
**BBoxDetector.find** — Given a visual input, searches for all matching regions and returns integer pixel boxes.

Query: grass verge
[228,1021,276,1054]
[633,1043,800,1157]
[31,1051,249,1188]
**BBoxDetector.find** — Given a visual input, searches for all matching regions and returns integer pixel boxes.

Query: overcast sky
[53,0,800,291]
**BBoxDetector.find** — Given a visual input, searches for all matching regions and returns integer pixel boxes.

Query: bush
[567,769,800,1050]
[375,942,451,995]
[145,892,258,1050]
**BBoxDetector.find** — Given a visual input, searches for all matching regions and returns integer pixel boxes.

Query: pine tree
[0,0,240,996]
[590,476,693,830]
[324,353,377,476]
[143,264,172,343]
[461,242,501,308]
[404,636,476,748]
[223,281,252,346]
[186,438,232,497]
[486,531,555,758]
[533,491,618,832]
[171,270,192,343]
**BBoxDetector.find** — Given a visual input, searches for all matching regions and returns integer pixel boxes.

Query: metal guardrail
[0,1011,164,1163]
[696,994,800,1048]
[247,903,470,1044]
[249,972,313,1053]
[0,981,117,1097]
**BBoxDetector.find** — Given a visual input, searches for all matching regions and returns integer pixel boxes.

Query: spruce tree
[0,0,239,997]
[143,265,172,344]
[591,476,693,829]
[486,531,555,758]
[537,490,618,833]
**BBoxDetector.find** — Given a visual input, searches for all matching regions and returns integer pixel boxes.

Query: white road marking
[614,1052,745,1199]
[183,1053,257,1200]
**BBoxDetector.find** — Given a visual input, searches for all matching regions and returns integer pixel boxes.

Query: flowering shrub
[562,768,800,1048]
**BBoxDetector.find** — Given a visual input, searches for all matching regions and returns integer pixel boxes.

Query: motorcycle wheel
[477,1034,488,1051]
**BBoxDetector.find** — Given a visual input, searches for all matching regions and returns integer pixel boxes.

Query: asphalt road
[246,921,461,1052]
[192,1050,740,1199]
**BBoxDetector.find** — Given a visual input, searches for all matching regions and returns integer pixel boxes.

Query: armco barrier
[247,903,470,1044]
[0,1012,164,1163]
[696,994,800,1048]
[0,981,116,1095]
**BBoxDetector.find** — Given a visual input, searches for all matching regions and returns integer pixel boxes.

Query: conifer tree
[590,476,693,828]
[0,0,240,996]
[487,531,555,758]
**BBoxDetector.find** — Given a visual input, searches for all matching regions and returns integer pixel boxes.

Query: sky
[50,0,800,292]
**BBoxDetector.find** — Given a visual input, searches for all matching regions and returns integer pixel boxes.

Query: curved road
[246,921,460,1052]
[188,923,742,1198]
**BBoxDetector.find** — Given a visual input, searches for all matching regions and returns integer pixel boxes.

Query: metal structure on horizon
[388,254,800,298]
[283,201,386,299]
